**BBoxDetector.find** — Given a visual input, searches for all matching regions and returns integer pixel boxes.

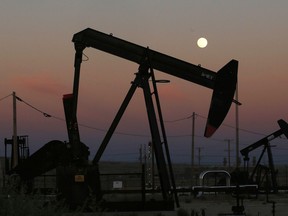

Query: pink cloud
[9,73,68,96]
[158,84,186,101]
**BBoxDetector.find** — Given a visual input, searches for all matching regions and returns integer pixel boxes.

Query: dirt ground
[63,193,288,216]
[177,193,288,216]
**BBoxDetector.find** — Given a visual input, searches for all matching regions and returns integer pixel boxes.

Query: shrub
[0,193,68,216]
[177,208,189,216]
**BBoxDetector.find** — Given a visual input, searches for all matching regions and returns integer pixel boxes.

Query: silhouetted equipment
[11,140,73,180]
[7,28,238,211]
[61,93,102,207]
[72,28,238,138]
[240,119,288,193]
[60,28,238,210]
[4,135,29,173]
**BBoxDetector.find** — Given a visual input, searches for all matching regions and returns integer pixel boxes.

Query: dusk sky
[1,1,287,166]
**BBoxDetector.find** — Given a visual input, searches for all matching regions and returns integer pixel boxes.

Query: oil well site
[1,28,288,216]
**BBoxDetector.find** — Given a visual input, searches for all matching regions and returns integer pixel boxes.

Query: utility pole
[198,147,202,167]
[12,92,18,169]
[139,144,142,164]
[224,139,232,169]
[191,112,196,168]
[235,83,240,168]
[191,112,195,186]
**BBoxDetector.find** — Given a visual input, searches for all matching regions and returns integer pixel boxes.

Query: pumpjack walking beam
[71,28,238,142]
[240,120,288,158]
[240,119,288,192]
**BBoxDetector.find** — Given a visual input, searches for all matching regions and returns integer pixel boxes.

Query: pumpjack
[240,119,288,193]
[8,28,238,211]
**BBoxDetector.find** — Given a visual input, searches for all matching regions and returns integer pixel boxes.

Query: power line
[0,93,12,102]
[164,114,193,123]
[14,94,150,137]
[164,112,280,137]
[1,93,287,140]
[16,96,52,118]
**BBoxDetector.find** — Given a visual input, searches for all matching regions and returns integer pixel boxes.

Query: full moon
[197,37,208,48]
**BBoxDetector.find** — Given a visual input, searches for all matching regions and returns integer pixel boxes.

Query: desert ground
[61,193,288,216]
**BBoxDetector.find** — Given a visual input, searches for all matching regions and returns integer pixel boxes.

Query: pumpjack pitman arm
[240,119,288,158]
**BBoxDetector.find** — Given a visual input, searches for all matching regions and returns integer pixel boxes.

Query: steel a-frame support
[93,58,173,202]
[140,60,172,201]
[249,141,278,192]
